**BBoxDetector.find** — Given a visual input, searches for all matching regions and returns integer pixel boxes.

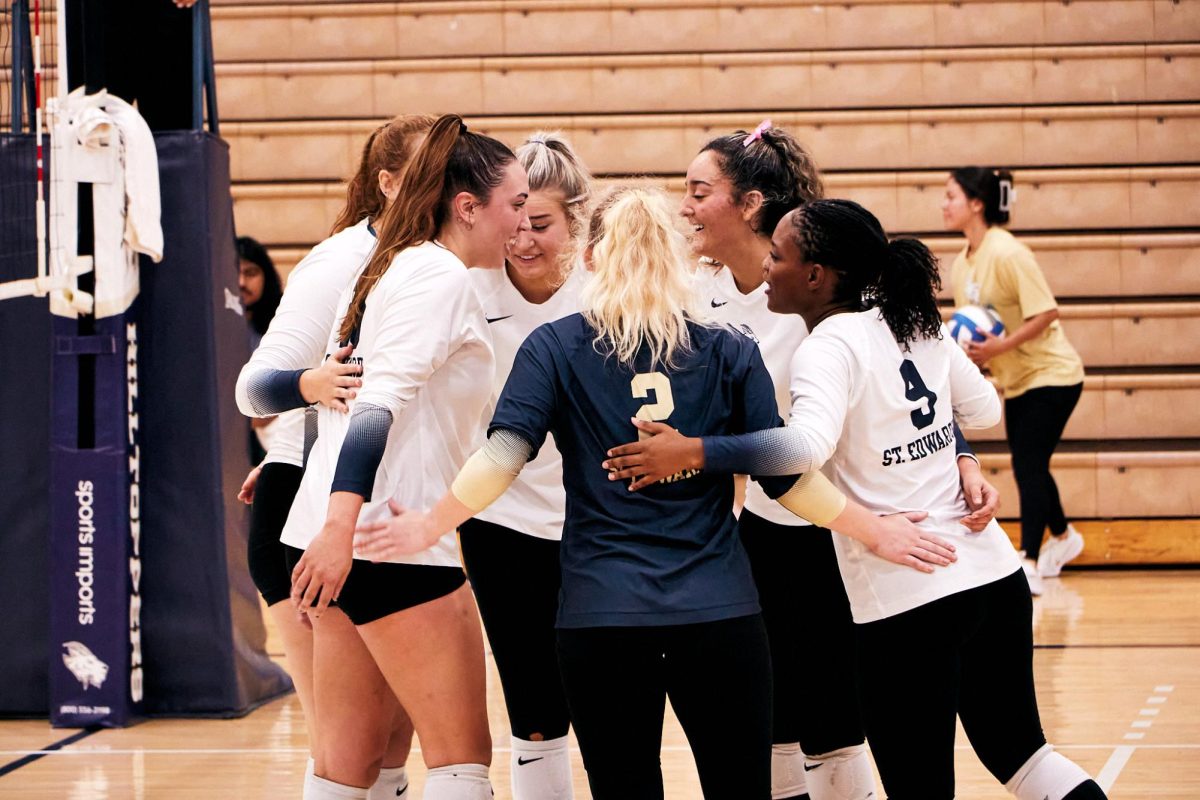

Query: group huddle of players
[235,113,1103,800]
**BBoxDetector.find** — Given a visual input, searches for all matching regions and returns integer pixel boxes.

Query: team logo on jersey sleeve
[62,641,109,690]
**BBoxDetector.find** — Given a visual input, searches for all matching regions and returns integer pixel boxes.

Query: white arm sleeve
[451,429,533,512]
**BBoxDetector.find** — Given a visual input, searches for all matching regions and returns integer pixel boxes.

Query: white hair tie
[998,179,1015,212]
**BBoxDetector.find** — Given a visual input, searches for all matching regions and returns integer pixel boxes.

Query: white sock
[368,766,410,799]
[1005,744,1094,800]
[423,763,492,800]
[771,742,810,799]
[803,744,876,800]
[511,736,574,800]
[305,756,316,784]
[304,773,369,800]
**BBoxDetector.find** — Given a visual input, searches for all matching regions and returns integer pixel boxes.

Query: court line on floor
[1095,684,1176,793]
[0,728,101,779]
[4,743,1199,758]
[1034,643,1200,649]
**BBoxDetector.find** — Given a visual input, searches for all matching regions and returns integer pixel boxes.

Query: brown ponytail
[330,113,436,235]
[700,124,825,235]
[337,114,516,342]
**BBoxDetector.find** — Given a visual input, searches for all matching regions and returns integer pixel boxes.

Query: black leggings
[740,511,864,756]
[1005,382,1083,558]
[459,518,571,741]
[557,615,772,800]
[248,462,304,606]
[857,569,1046,800]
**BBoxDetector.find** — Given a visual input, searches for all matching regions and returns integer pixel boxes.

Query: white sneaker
[1022,559,1044,596]
[1038,525,1085,578]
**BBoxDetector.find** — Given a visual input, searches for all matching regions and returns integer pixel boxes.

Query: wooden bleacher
[215,0,1200,565]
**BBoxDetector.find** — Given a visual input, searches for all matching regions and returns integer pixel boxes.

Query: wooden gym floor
[1,569,1197,798]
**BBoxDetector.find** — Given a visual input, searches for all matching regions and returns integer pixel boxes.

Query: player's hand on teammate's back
[354,499,441,561]
[957,459,1000,532]
[290,522,354,617]
[866,511,956,573]
[298,344,362,413]
[237,465,262,504]
[603,418,705,491]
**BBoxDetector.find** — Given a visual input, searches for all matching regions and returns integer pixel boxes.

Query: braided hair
[789,199,943,349]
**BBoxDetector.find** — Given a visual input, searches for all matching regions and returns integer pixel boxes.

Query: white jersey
[252,409,306,462]
[694,264,811,526]
[787,310,1017,624]
[469,267,585,541]
[235,219,377,467]
[281,242,494,568]
[49,90,163,319]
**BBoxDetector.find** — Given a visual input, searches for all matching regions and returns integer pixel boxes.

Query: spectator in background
[942,168,1086,596]
[238,235,283,347]
[237,235,284,461]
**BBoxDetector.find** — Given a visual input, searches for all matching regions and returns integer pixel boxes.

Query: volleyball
[949,304,1005,345]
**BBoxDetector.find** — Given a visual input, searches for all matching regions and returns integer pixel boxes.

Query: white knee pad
[803,743,877,800]
[771,742,810,799]
[510,735,574,800]
[367,766,409,800]
[304,773,368,800]
[423,763,492,800]
[1005,744,1094,800]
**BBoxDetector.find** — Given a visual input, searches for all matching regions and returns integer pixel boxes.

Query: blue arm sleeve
[243,368,309,415]
[724,335,810,497]
[702,426,815,478]
[953,423,978,461]
[330,403,392,500]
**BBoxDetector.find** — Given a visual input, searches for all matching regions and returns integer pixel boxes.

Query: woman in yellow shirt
[943,168,1086,595]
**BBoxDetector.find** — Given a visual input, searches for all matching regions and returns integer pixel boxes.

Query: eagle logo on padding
[62,641,109,690]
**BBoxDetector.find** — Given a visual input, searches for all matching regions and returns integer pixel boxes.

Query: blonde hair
[581,187,705,369]
[514,131,591,282]
[516,131,591,236]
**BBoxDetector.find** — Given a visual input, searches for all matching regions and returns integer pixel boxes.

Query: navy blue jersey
[490,314,795,628]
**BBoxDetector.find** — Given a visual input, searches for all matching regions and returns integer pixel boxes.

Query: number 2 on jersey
[900,359,938,430]
[631,372,675,439]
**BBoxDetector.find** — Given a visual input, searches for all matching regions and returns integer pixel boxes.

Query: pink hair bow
[742,119,773,147]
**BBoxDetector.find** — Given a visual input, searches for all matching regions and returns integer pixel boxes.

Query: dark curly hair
[788,199,943,349]
[700,124,824,235]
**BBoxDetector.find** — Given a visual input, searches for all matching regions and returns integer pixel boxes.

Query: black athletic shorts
[248,462,305,606]
[282,544,466,626]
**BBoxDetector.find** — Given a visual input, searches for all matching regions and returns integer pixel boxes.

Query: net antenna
[0,0,91,312]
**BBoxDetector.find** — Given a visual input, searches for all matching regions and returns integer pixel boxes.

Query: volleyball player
[354,187,958,799]
[463,131,590,800]
[682,123,999,800]
[606,199,1107,800]
[280,114,530,800]
[235,114,434,797]
[943,168,1086,594]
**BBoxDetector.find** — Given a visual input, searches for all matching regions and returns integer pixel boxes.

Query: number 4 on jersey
[900,360,938,430]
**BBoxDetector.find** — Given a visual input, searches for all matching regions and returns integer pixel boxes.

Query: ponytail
[950,166,1014,226]
[875,238,944,349]
[581,186,702,369]
[788,199,942,349]
[331,114,436,236]
[701,123,824,235]
[337,114,515,342]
